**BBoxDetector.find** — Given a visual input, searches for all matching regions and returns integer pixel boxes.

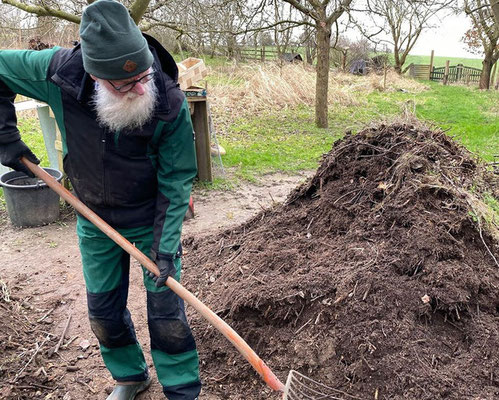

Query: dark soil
[3,177,40,186]
[183,123,499,399]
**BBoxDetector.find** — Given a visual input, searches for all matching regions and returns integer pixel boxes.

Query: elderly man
[0,1,201,399]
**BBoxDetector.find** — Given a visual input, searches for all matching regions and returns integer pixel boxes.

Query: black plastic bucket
[0,168,63,227]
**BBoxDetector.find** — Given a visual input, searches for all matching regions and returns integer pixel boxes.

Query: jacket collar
[50,34,179,116]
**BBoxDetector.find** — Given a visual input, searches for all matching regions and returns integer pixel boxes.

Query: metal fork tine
[284,370,358,400]
[287,381,343,400]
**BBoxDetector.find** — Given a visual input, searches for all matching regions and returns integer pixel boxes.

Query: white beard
[92,78,158,132]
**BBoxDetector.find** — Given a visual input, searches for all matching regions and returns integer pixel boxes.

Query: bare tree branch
[282,0,320,20]
[1,0,80,24]
[352,0,453,73]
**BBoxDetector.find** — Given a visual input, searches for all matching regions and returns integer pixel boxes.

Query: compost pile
[184,123,499,399]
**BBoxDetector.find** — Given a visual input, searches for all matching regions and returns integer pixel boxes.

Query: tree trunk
[480,56,494,89]
[315,21,332,128]
[129,0,151,24]
[227,34,236,59]
[306,43,313,64]
[304,25,315,65]
[394,51,402,74]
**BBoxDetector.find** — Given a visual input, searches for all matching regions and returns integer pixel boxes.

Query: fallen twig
[76,378,96,394]
[37,308,54,323]
[295,318,312,335]
[48,312,72,357]
[16,383,56,390]
[62,335,79,348]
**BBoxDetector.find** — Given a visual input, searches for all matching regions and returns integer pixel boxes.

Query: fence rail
[430,64,482,84]
[237,48,281,62]
[225,47,302,62]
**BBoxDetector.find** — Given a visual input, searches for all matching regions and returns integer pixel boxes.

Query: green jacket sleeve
[0,48,59,143]
[152,99,197,255]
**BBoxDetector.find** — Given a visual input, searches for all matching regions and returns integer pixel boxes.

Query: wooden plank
[490,62,497,88]
[54,126,64,172]
[429,50,434,79]
[443,60,450,85]
[190,99,212,182]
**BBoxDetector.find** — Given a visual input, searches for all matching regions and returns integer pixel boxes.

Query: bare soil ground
[0,172,311,400]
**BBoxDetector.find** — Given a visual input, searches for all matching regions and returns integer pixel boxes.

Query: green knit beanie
[79,0,153,79]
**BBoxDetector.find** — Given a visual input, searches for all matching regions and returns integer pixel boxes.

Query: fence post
[261,47,265,62]
[429,50,434,80]
[456,64,463,82]
[383,59,387,90]
[443,60,450,85]
[341,48,348,71]
[490,62,497,88]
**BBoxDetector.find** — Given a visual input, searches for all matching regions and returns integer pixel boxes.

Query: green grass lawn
[16,117,52,167]
[172,50,484,74]
[218,105,339,181]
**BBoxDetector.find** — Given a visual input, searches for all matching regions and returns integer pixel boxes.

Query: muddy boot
[106,377,152,400]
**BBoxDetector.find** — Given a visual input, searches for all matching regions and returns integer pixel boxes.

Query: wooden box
[177,57,208,90]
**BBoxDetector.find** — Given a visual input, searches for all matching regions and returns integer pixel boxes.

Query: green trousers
[76,216,201,399]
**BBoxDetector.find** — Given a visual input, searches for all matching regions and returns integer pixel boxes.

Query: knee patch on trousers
[89,317,136,349]
[149,318,196,354]
[147,289,196,355]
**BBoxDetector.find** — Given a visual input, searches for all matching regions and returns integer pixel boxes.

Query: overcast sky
[410,13,478,58]
[345,9,481,59]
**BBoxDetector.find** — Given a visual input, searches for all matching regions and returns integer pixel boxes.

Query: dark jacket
[0,35,197,255]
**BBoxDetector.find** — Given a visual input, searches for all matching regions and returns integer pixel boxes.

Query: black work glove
[147,252,177,288]
[0,139,39,178]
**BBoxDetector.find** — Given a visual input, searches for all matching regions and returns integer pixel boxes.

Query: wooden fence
[430,64,482,84]
[408,64,431,79]
[407,63,482,85]
[232,47,303,62]
[237,47,281,62]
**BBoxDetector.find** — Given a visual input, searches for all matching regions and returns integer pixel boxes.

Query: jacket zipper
[101,131,110,205]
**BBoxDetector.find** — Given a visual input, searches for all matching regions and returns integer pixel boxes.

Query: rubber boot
[106,377,152,400]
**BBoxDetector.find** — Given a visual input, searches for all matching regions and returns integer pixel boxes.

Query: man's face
[90,68,158,132]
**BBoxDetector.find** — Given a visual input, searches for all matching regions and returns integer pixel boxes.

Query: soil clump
[184,123,499,399]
